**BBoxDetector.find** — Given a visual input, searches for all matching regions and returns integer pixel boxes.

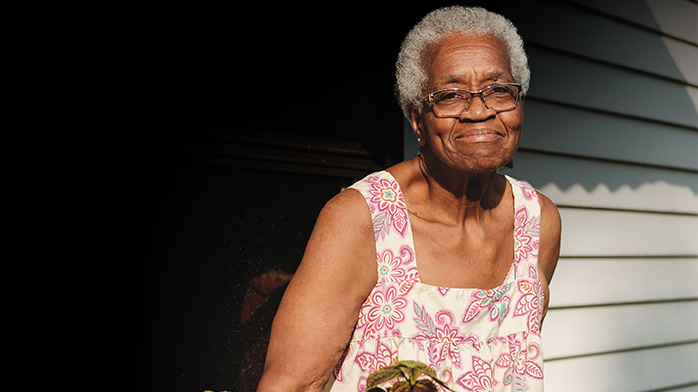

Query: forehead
[424,32,513,88]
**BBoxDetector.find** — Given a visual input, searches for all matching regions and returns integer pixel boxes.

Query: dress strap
[349,171,410,242]
[349,171,419,287]
[505,175,542,280]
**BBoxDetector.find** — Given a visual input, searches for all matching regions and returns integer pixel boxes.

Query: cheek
[420,116,453,144]
[501,109,524,139]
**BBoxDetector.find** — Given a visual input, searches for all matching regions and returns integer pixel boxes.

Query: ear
[409,106,424,147]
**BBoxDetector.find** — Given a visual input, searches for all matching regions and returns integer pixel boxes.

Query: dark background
[130,2,528,391]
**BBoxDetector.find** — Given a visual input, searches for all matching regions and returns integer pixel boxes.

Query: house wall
[497,1,698,390]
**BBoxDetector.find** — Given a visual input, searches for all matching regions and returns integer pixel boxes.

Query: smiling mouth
[455,129,503,142]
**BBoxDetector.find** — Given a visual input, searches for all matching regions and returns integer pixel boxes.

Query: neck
[414,152,506,224]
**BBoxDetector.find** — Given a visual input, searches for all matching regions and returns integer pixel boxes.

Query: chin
[455,161,502,176]
[460,154,514,175]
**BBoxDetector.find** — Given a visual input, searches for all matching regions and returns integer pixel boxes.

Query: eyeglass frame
[425,83,524,118]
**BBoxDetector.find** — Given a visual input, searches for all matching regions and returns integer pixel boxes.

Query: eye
[435,90,468,103]
[485,85,517,97]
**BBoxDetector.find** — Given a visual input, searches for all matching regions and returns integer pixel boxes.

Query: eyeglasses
[426,83,523,118]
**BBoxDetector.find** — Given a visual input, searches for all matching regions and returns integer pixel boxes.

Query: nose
[459,94,495,121]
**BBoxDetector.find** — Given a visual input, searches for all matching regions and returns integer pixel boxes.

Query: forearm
[257,293,351,392]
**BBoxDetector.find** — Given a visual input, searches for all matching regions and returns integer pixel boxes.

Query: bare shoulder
[536,191,561,282]
[537,191,561,232]
[296,186,376,286]
[317,186,373,230]
[305,187,377,262]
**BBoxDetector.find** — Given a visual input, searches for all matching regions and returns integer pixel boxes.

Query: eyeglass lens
[432,84,520,117]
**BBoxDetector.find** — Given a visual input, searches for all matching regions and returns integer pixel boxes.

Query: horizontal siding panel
[544,342,698,392]
[646,0,698,45]
[667,385,698,392]
[558,208,698,257]
[516,1,690,83]
[521,100,698,171]
[549,258,698,307]
[542,301,698,359]
[563,0,662,34]
[501,151,698,214]
[662,37,698,86]
[565,0,698,45]
[527,46,698,129]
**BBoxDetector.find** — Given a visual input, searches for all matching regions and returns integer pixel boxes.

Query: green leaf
[399,361,454,391]
[415,364,438,380]
[366,360,454,392]
[396,361,433,379]
[402,366,422,385]
[367,367,403,389]
[394,360,426,369]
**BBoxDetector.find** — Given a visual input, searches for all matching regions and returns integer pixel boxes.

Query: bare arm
[257,189,378,392]
[536,191,562,324]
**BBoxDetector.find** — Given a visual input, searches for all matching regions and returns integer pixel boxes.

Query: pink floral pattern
[367,177,408,239]
[462,283,513,325]
[514,206,540,264]
[514,280,545,334]
[377,245,418,295]
[496,335,544,387]
[357,285,408,339]
[413,305,475,369]
[328,172,545,392]
[457,356,497,392]
[355,340,398,374]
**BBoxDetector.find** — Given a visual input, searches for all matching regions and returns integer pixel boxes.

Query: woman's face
[412,32,523,176]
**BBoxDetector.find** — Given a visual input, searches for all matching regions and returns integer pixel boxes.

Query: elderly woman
[258,6,561,392]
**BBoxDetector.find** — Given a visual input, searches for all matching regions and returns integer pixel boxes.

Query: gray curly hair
[395,6,530,118]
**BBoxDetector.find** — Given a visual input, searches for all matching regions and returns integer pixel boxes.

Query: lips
[455,128,503,142]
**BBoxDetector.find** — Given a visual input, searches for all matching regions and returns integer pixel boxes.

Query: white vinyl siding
[544,343,698,392]
[556,208,697,257]
[507,1,698,390]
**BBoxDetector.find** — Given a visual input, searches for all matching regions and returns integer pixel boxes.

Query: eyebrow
[436,72,511,87]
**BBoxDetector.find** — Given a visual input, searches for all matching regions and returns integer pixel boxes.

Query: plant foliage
[366,361,453,392]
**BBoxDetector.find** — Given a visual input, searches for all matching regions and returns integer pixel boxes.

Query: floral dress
[325,171,545,392]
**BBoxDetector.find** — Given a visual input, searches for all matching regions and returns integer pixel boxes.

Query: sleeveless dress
[325,171,545,392]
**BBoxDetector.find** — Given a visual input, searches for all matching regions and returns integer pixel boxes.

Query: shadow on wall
[516,0,697,212]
